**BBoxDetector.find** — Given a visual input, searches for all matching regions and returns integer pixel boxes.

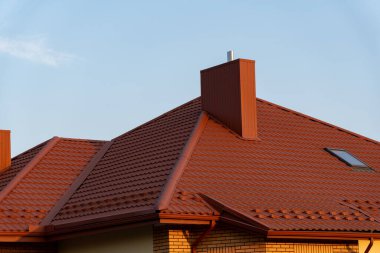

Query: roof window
[325,148,370,169]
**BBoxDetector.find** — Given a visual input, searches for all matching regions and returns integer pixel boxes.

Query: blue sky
[0,0,379,156]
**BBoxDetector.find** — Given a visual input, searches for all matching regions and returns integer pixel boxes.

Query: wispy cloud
[0,36,77,66]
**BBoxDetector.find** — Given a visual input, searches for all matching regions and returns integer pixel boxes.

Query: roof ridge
[10,140,49,161]
[0,137,60,204]
[10,137,104,161]
[155,111,208,211]
[114,97,201,141]
[41,140,114,226]
[58,137,107,143]
[257,98,380,146]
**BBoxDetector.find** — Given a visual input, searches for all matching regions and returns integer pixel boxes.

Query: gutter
[267,230,380,240]
[191,220,216,253]
[364,237,374,253]
[46,209,158,240]
[0,233,47,242]
[159,213,219,225]
[48,212,218,241]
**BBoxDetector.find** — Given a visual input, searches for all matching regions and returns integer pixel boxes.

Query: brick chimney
[201,58,258,140]
[0,130,11,171]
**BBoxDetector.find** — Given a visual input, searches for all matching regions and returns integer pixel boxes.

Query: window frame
[324,148,371,169]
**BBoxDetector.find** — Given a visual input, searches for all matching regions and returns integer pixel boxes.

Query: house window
[325,148,370,169]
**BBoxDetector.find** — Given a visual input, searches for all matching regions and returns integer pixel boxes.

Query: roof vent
[227,50,234,62]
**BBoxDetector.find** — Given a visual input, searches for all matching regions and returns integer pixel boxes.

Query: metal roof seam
[339,201,380,224]
[257,98,380,146]
[0,137,61,205]
[9,140,49,163]
[41,140,113,226]
[199,194,270,231]
[155,112,209,211]
[113,98,201,142]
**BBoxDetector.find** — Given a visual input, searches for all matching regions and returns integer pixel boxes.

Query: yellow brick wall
[153,224,359,253]
[266,240,358,253]
[195,225,265,253]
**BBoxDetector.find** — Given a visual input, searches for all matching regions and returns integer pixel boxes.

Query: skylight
[325,148,369,168]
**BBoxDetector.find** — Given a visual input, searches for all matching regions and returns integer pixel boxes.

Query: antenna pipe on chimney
[227,50,234,62]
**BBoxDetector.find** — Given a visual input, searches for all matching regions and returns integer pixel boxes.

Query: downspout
[191,220,216,253]
[364,237,374,253]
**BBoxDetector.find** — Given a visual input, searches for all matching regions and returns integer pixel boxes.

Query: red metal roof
[0,141,48,191]
[168,98,380,232]
[1,96,379,235]
[0,138,105,232]
[51,99,202,225]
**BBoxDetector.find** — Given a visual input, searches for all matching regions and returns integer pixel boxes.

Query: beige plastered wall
[358,239,380,253]
[58,225,153,253]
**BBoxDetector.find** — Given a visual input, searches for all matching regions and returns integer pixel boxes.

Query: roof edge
[155,111,209,211]
[58,137,107,142]
[0,233,47,242]
[47,209,157,239]
[159,213,219,224]
[0,137,60,204]
[199,194,270,231]
[114,97,201,141]
[257,98,379,145]
[220,216,268,235]
[10,140,49,161]
[267,230,380,240]
[41,140,114,226]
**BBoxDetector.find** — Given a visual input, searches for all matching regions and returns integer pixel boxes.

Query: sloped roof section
[169,98,380,232]
[0,138,105,232]
[0,141,48,191]
[52,98,202,225]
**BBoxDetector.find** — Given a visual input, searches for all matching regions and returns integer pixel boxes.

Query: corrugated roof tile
[168,98,380,232]
[3,96,379,234]
[51,99,202,225]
